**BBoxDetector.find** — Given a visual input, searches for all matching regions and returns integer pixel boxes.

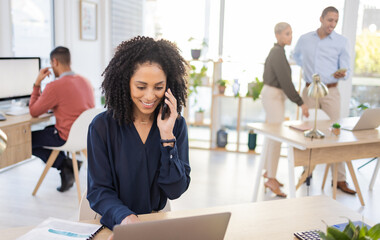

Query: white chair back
[49,108,104,152]
[79,189,100,221]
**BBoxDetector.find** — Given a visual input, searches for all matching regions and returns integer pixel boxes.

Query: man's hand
[34,67,51,87]
[301,104,309,118]
[107,214,140,240]
[333,69,346,79]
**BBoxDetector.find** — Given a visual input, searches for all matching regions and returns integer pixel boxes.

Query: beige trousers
[302,86,346,181]
[261,85,286,178]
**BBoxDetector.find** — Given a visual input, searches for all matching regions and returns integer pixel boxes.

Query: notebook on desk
[113,212,231,240]
[341,108,380,131]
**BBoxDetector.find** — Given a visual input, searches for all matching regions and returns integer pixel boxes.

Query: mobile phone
[332,68,347,76]
[161,100,168,120]
[161,88,170,120]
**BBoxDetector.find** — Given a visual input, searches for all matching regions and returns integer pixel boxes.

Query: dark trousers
[32,125,66,170]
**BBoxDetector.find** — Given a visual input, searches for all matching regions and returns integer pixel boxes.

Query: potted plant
[194,108,205,124]
[331,123,341,136]
[188,37,208,60]
[188,65,208,104]
[247,77,264,101]
[216,79,229,94]
[319,219,380,239]
[246,77,264,150]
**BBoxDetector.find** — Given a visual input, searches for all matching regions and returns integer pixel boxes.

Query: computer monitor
[0,57,41,101]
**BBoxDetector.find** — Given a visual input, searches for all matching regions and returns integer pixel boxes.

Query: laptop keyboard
[294,230,322,240]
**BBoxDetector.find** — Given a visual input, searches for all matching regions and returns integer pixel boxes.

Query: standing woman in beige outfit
[261,22,309,197]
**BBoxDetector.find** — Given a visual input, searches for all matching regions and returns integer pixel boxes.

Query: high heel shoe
[263,172,284,187]
[264,179,287,198]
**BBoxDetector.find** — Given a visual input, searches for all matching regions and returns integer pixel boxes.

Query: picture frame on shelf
[80,0,97,41]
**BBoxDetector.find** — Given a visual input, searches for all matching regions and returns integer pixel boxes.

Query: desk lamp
[0,129,7,154]
[304,74,329,139]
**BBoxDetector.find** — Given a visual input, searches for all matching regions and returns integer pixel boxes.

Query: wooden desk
[249,118,380,206]
[1,196,373,240]
[0,113,52,169]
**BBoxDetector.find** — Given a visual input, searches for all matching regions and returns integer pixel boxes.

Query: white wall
[0,1,13,56]
[340,0,359,118]
[0,0,111,106]
[54,0,111,107]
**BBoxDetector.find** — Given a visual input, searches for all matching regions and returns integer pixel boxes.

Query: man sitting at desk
[29,46,95,192]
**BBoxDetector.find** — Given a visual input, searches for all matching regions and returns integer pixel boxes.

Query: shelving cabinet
[184,59,265,153]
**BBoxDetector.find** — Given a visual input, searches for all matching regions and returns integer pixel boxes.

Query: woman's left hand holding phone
[157,88,177,145]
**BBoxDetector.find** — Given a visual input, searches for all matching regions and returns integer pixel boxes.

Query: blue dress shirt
[293,30,350,84]
[87,111,191,229]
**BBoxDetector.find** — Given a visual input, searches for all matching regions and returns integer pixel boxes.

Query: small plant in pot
[245,77,263,150]
[216,79,229,94]
[194,108,205,124]
[247,77,264,101]
[331,123,341,136]
[188,37,208,60]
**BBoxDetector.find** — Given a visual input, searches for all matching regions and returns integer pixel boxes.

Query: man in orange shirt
[29,46,95,192]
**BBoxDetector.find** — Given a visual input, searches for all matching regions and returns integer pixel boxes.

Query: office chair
[79,189,101,221]
[369,158,379,190]
[32,108,104,203]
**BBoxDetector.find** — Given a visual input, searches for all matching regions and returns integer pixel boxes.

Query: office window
[143,0,219,60]
[111,0,143,50]
[351,0,380,114]
[11,0,54,68]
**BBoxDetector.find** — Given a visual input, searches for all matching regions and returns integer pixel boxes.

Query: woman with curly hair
[87,36,191,231]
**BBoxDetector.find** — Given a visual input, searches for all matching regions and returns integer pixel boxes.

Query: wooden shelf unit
[183,59,262,153]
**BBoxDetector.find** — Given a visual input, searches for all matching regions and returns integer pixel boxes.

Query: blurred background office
[0,0,380,229]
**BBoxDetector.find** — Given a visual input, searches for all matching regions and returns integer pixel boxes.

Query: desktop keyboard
[0,112,6,121]
[294,230,322,240]
[6,107,30,116]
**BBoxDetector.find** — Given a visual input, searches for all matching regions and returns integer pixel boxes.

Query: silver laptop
[113,212,231,240]
[341,108,380,131]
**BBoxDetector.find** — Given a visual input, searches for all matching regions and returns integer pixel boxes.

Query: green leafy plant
[196,107,205,113]
[188,65,208,98]
[319,220,380,240]
[188,37,208,49]
[357,103,369,111]
[332,123,341,129]
[355,30,380,77]
[247,77,263,101]
[216,79,229,87]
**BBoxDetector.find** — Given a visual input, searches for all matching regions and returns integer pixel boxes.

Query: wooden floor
[0,149,379,229]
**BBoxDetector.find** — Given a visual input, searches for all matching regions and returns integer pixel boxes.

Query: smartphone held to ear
[161,99,169,120]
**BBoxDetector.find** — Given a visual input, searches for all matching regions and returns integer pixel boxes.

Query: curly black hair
[101,36,189,124]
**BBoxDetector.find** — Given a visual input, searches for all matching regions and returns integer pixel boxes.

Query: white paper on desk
[16,217,101,240]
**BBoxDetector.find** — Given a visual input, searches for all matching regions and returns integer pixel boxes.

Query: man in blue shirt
[293,6,356,195]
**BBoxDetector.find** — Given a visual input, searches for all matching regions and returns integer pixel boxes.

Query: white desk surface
[0,113,53,127]
[248,118,380,150]
[1,196,373,240]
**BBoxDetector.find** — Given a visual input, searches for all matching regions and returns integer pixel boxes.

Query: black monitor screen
[0,57,41,101]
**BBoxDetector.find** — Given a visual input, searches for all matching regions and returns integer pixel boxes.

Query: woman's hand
[301,104,309,118]
[157,88,178,142]
[107,214,140,240]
